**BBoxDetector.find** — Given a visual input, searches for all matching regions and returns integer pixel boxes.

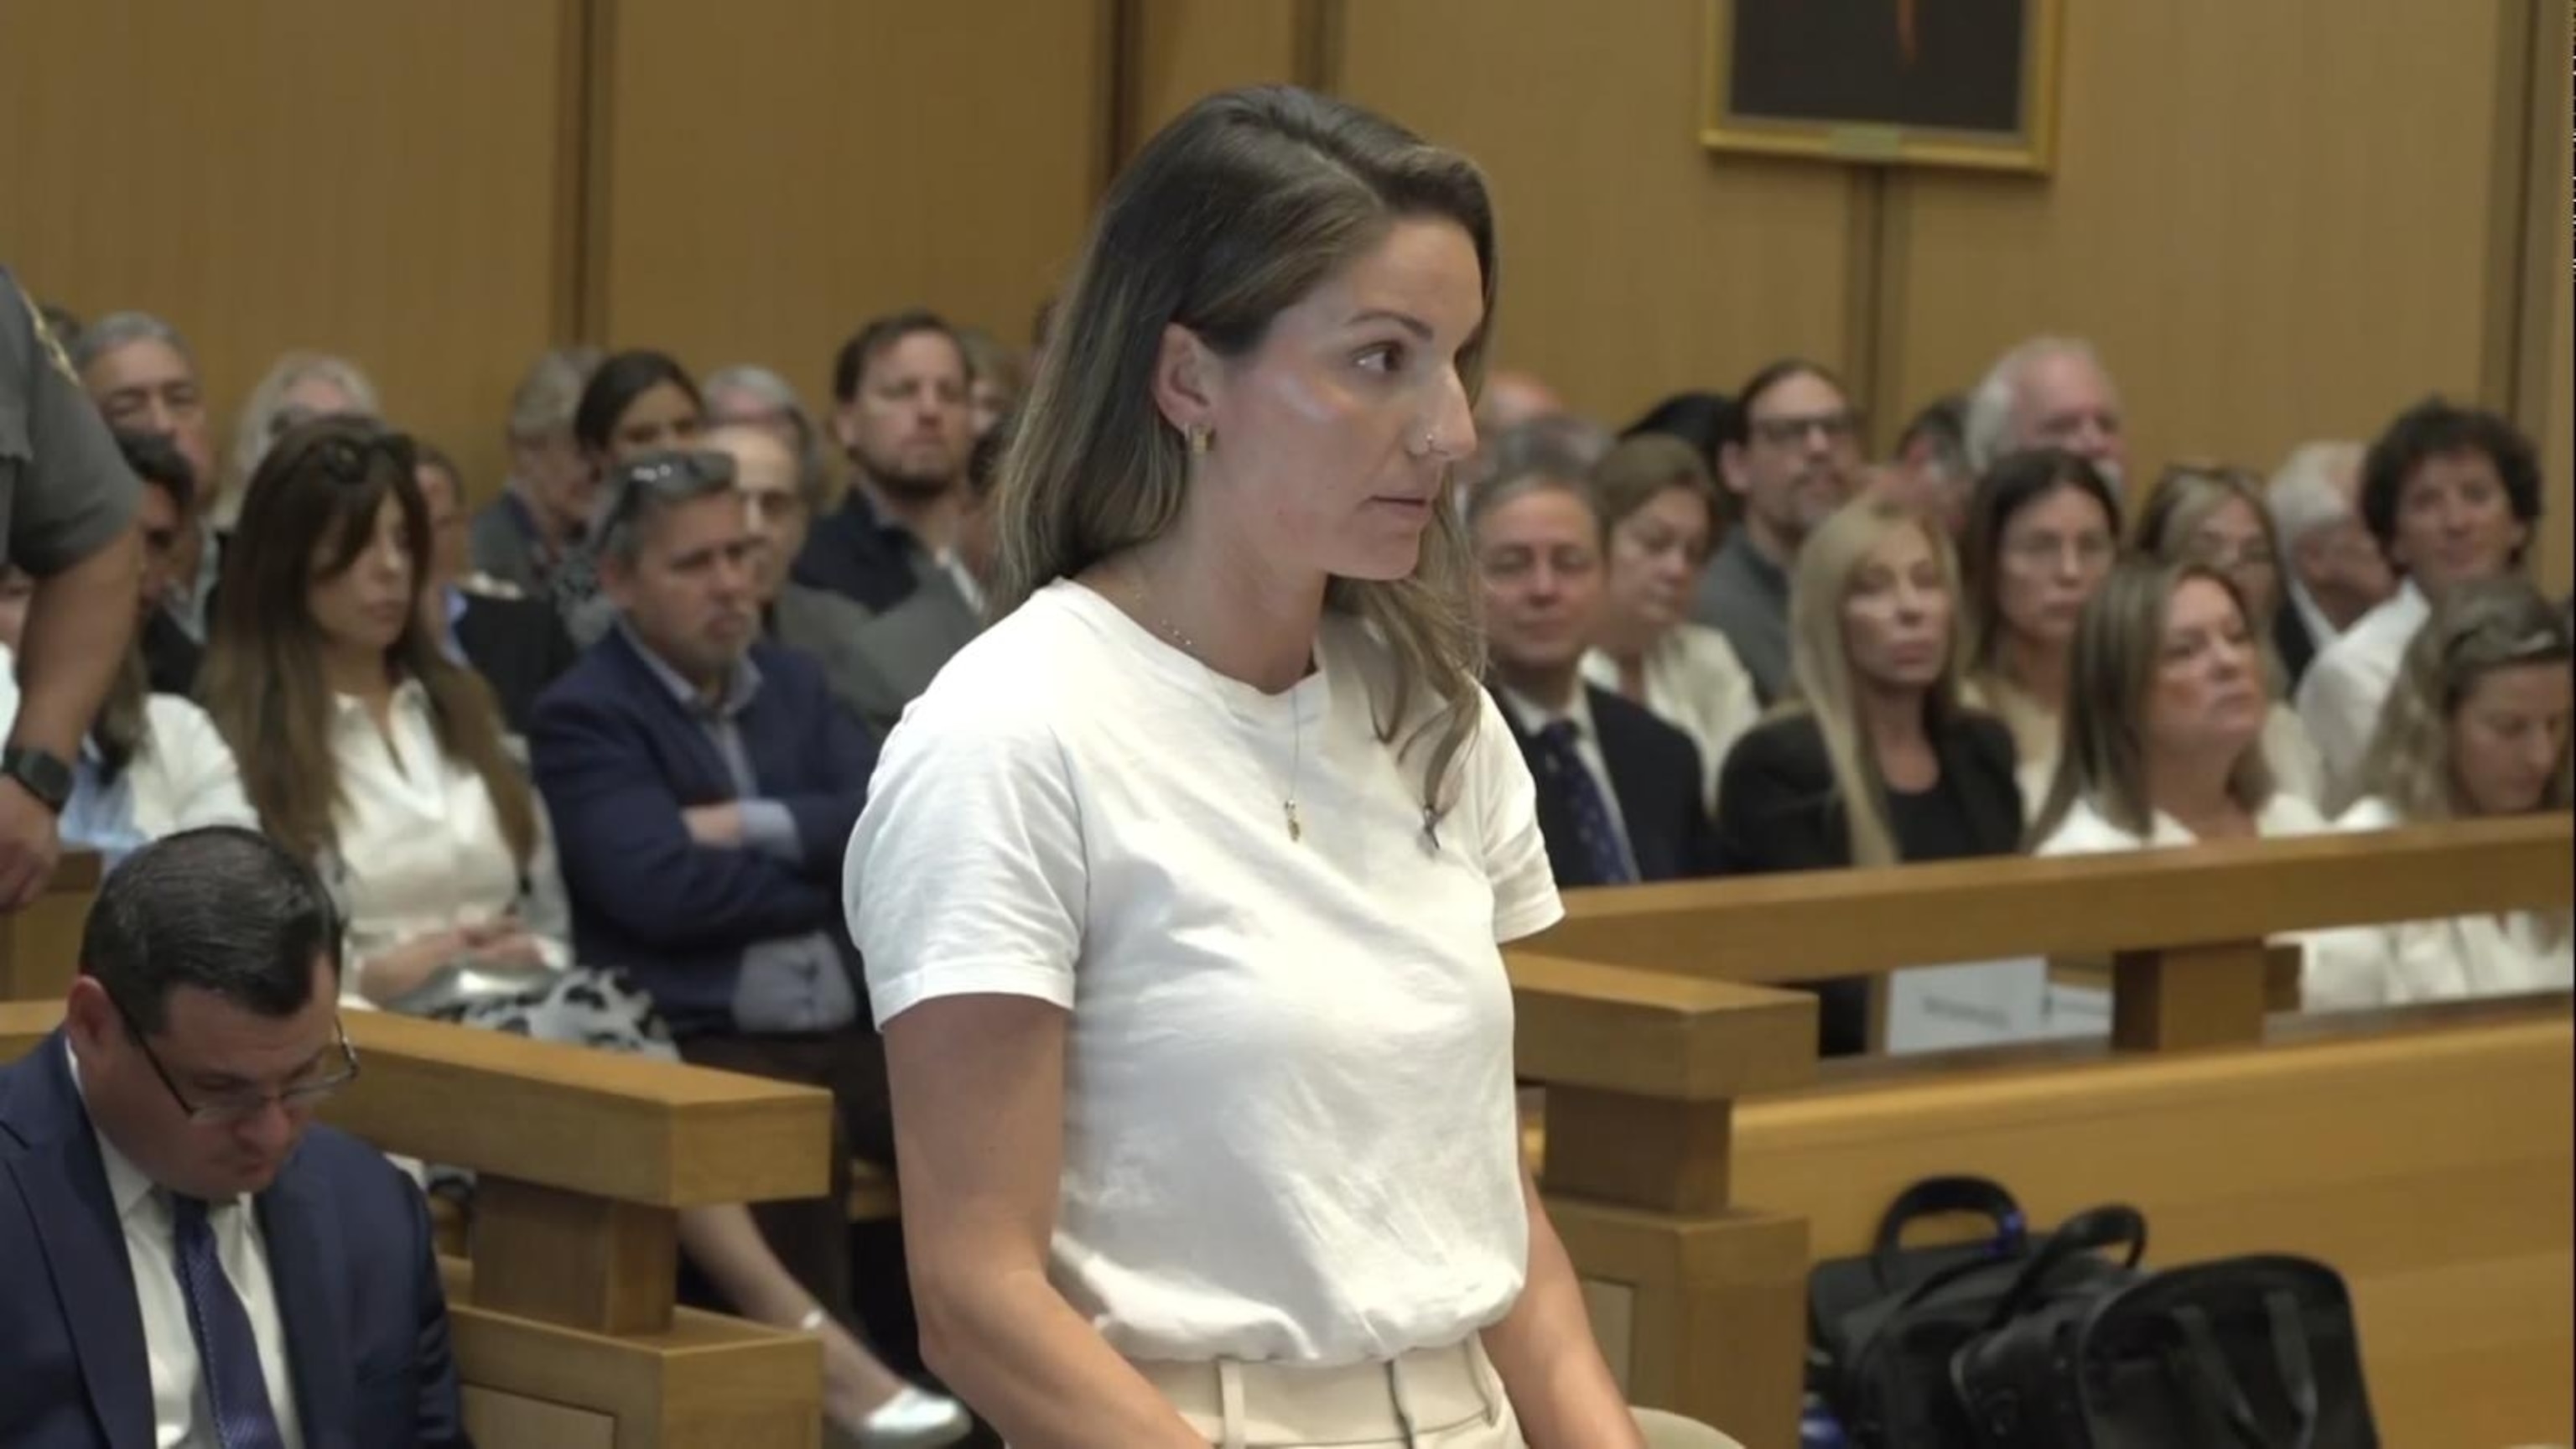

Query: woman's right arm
[885,992,1207,1447]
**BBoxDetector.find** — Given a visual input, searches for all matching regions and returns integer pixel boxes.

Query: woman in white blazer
[2307,578,2573,1009]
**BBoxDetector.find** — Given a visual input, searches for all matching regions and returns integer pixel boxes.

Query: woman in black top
[1714,496,2023,1052]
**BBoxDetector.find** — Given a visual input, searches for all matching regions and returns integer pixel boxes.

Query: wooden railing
[1506,816,2576,1447]
[0,1002,833,1449]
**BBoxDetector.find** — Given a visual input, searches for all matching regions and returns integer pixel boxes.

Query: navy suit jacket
[528,627,880,1036]
[1495,684,1721,886]
[0,1031,467,1449]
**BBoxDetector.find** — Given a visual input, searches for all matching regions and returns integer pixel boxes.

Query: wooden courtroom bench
[0,1001,835,1449]
[1510,816,2575,1449]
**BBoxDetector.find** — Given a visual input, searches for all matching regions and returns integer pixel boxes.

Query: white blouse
[324,680,571,1005]
[1581,621,1760,813]
[2303,798,2574,1010]
[848,580,1560,1366]
[2033,789,2331,856]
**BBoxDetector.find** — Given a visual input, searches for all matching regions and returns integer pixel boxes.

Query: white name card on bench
[1885,958,2064,1053]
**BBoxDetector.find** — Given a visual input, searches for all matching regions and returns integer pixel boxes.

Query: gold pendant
[1285,799,1302,843]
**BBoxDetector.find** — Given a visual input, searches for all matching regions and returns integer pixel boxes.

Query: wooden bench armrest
[1511,953,1817,1099]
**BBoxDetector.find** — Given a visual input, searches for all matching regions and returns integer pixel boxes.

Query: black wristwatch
[1,746,75,814]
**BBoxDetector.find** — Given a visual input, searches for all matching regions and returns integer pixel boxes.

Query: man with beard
[792,309,978,614]
[1695,358,1864,703]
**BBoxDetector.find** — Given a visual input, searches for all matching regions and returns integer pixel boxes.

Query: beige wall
[3,0,2563,595]
[595,0,1111,432]
[0,0,574,505]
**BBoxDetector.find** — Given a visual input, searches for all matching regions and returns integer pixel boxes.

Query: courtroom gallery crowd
[10,270,2571,1442]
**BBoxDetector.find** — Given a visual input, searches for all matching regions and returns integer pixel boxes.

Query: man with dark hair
[531,451,896,1361]
[113,429,209,695]
[0,827,469,1447]
[1695,357,1864,704]
[1885,393,1971,539]
[412,443,577,736]
[793,309,977,613]
[2297,396,2545,793]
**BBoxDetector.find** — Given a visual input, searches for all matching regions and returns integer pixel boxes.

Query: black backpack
[1952,1252,2379,1448]
[1808,1177,2148,1448]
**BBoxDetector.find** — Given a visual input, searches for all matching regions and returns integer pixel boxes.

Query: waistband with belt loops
[1135,1337,1506,1447]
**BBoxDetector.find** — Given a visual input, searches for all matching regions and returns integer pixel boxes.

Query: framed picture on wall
[1699,0,2063,173]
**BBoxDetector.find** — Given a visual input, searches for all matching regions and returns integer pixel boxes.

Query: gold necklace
[1128,583,1305,843]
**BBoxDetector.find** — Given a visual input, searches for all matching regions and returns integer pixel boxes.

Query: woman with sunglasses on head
[2132,462,2325,802]
[199,416,965,1446]
[2305,578,2573,1009]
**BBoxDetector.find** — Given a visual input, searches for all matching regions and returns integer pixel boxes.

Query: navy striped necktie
[1534,719,1637,886]
[170,1194,288,1449]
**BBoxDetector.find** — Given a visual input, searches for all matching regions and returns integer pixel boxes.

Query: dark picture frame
[1700,0,2064,173]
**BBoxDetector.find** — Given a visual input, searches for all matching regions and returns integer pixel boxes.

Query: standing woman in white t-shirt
[846,87,1644,1448]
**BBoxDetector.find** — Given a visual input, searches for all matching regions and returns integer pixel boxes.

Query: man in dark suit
[528,449,888,1340]
[415,444,577,736]
[0,827,467,1448]
[792,309,978,615]
[1469,457,1719,886]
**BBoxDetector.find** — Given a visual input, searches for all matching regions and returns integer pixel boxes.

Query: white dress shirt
[1495,681,1640,879]
[325,680,574,1004]
[65,1041,304,1449]
[2296,581,2430,797]
[1581,621,1760,813]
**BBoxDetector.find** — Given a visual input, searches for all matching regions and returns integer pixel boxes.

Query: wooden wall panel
[1883,0,2514,491]
[1330,0,1855,428]
[1122,0,1308,161]
[596,0,1111,422]
[0,0,574,506]
[2527,1,2572,596]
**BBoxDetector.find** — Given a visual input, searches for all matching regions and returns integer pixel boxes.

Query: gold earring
[1187,424,1213,457]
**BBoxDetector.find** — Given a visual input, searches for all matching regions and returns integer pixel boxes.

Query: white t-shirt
[846,579,1561,1365]
[2032,788,2331,856]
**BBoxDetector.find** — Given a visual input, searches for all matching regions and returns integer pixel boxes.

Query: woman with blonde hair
[2032,557,2330,854]
[1581,431,1760,808]
[2306,578,2572,1008]
[1713,496,2023,1052]
[2133,462,2325,801]
[847,86,1646,1446]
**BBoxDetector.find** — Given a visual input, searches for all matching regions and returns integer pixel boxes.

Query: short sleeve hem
[1494,894,1565,947]
[870,958,1077,1027]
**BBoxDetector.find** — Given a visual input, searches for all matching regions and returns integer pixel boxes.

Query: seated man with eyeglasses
[1696,359,1866,704]
[527,449,907,1380]
[0,826,468,1449]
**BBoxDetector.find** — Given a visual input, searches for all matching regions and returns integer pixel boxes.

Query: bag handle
[2163,1293,2319,1449]
[1871,1176,2027,1289]
[1977,1203,2148,1332]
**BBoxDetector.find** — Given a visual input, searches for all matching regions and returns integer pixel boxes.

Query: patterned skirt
[418,965,677,1198]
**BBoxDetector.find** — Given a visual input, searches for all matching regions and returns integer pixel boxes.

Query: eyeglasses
[112,995,361,1126]
[1748,411,1862,449]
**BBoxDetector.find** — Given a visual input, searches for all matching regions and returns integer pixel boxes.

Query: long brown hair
[2031,557,2274,842]
[994,86,1498,819]
[200,417,535,867]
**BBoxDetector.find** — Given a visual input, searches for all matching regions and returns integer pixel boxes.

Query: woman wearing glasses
[200,417,966,1446]
[1959,448,2123,804]
[2132,464,2325,802]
